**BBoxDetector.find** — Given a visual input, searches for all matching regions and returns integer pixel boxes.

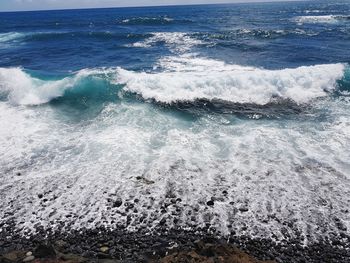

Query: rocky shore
[1,226,350,263]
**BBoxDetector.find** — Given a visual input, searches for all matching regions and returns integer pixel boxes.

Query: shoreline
[1,226,349,262]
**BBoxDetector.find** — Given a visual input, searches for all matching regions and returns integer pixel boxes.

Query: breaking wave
[0,58,348,107]
[118,57,347,105]
[0,32,25,43]
[294,15,350,24]
[128,32,204,53]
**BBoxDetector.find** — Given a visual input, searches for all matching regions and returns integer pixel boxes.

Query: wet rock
[3,251,26,261]
[239,206,249,212]
[22,255,35,262]
[58,252,88,262]
[136,176,155,185]
[159,218,167,226]
[97,252,112,259]
[100,246,109,253]
[158,243,274,263]
[34,244,56,258]
[113,199,123,208]
[207,200,214,207]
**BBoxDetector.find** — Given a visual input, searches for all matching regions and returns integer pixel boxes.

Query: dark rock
[239,206,249,212]
[97,252,112,259]
[34,244,56,258]
[37,194,43,199]
[113,199,123,208]
[206,200,214,207]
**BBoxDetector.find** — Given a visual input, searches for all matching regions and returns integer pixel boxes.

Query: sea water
[0,0,349,242]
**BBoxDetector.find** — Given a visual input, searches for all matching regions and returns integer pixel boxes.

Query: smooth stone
[239,206,249,212]
[23,255,35,262]
[100,246,109,253]
[207,200,214,206]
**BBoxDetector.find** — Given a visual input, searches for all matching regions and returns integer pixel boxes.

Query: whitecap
[129,32,204,53]
[116,56,346,105]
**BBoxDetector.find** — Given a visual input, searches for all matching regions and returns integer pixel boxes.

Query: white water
[0,32,25,43]
[118,57,345,104]
[294,15,350,24]
[0,57,349,242]
[129,32,204,53]
[0,57,346,106]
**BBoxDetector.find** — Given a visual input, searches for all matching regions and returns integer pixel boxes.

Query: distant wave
[197,28,319,42]
[0,32,25,43]
[294,15,350,24]
[128,32,204,53]
[0,57,348,107]
[116,16,187,26]
[0,31,155,45]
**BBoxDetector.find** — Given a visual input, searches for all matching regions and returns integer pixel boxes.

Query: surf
[0,59,348,108]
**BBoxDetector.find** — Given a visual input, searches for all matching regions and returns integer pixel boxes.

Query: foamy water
[0,0,350,246]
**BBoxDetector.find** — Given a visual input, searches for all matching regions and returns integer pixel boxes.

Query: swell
[0,31,156,45]
[195,28,316,41]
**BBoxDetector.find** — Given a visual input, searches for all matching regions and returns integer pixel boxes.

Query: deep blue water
[1,1,350,71]
[0,1,350,240]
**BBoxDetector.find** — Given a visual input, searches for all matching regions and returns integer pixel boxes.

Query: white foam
[130,32,204,53]
[0,95,349,240]
[0,58,345,106]
[0,32,25,43]
[294,15,349,24]
[116,57,346,105]
[0,67,114,105]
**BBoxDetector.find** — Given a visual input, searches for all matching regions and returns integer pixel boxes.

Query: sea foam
[117,57,346,105]
[0,58,346,106]
[294,15,350,24]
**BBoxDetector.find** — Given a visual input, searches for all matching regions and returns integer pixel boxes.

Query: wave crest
[0,58,347,107]
[129,32,204,53]
[294,15,350,24]
[117,57,346,105]
[0,68,116,105]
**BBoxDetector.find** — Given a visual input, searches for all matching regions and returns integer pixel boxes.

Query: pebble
[23,255,35,262]
[207,200,214,206]
[100,246,109,253]
[113,199,122,208]
[239,206,249,212]
[26,252,32,257]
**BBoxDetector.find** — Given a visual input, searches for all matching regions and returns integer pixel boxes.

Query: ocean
[0,0,350,247]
